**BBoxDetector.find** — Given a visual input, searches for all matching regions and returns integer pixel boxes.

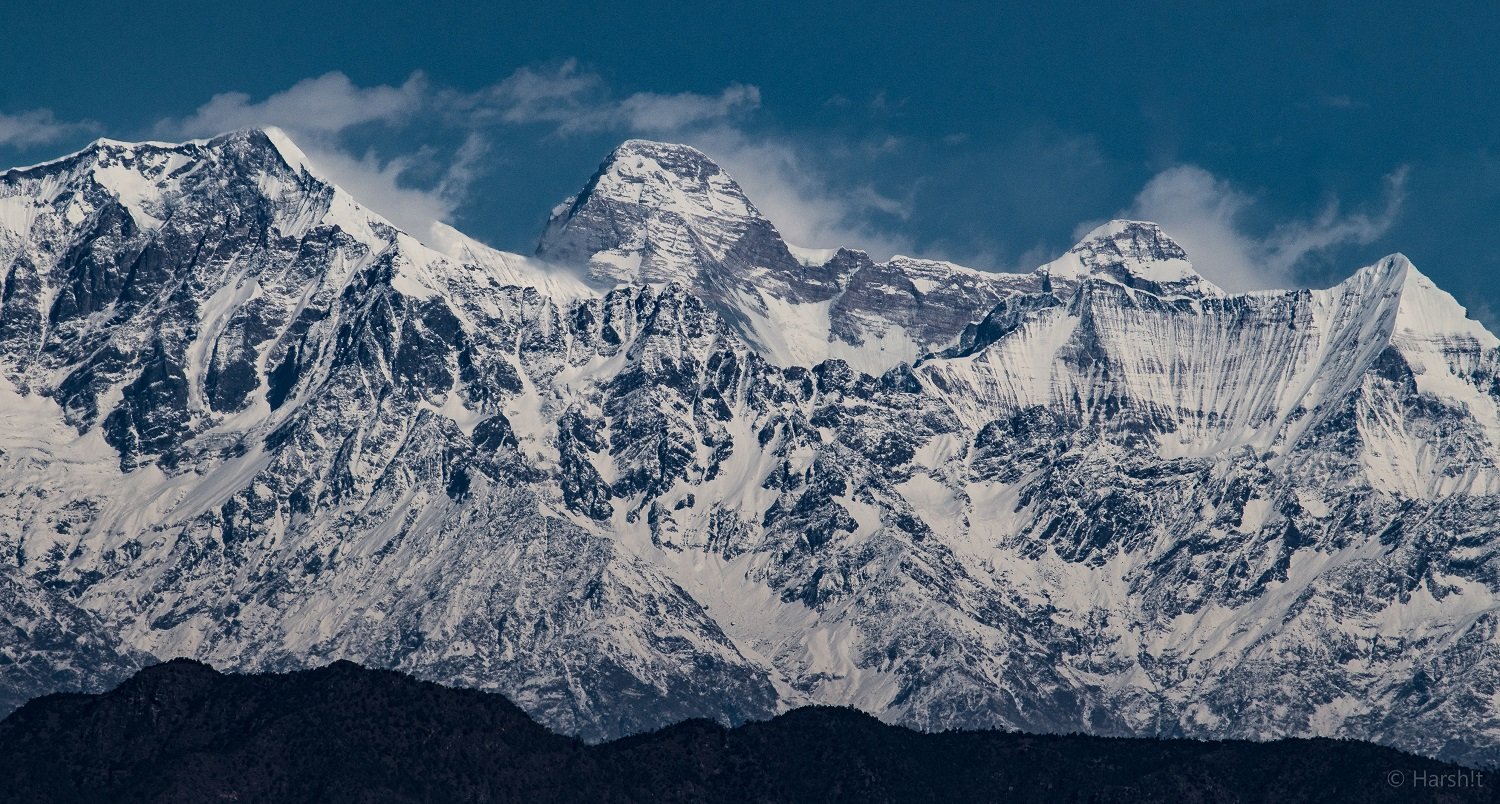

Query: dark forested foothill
[1,660,1491,804]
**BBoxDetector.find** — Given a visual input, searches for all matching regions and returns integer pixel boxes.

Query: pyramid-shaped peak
[1073,220,1189,262]
[1340,253,1429,300]
[537,139,772,264]
[1042,219,1221,297]
[601,139,743,184]
[575,139,759,219]
[595,139,728,186]
[1342,254,1498,346]
[211,127,316,174]
[1347,252,1421,284]
[611,138,716,161]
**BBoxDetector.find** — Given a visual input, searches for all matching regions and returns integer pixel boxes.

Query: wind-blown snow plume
[1123,163,1408,291]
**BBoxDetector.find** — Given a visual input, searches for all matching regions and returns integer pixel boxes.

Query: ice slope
[921,253,1500,497]
[3,130,1500,766]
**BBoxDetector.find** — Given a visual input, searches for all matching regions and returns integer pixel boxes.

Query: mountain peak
[611,138,714,160]
[1039,220,1221,297]
[535,139,785,284]
[8,129,1500,767]
[555,138,760,233]
[0,128,334,241]
[219,126,316,174]
[9,127,307,176]
[1346,254,1499,347]
[1075,219,1187,258]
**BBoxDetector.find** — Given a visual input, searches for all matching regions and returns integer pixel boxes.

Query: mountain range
[2,128,1499,765]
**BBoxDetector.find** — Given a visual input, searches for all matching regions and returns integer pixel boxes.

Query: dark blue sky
[4,1,1497,318]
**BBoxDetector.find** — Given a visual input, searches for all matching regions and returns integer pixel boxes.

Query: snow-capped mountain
[3,129,1500,765]
[538,139,1046,372]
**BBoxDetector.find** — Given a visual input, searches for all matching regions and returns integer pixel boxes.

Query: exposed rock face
[1039,218,1221,298]
[4,130,1500,765]
[536,139,1046,372]
[0,570,144,715]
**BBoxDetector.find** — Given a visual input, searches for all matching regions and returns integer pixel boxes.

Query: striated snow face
[5,130,1500,766]
[925,252,1500,492]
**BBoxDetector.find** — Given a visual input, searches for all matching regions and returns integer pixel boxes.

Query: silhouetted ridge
[1,662,1491,804]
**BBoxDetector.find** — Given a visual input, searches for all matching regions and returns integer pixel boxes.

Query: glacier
[2,129,1499,764]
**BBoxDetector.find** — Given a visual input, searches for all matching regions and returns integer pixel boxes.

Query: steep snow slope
[539,140,1065,372]
[535,142,1243,374]
[926,253,1500,491]
[3,131,1500,766]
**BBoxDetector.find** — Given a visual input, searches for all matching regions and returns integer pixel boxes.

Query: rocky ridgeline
[1,129,1499,765]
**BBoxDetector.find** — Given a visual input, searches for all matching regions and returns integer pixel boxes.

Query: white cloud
[155,72,461,240]
[608,84,761,132]
[0,108,97,148]
[684,126,914,260]
[453,65,899,255]
[144,65,901,257]
[457,60,761,134]
[158,72,426,139]
[297,144,462,242]
[148,66,1412,277]
[437,132,490,200]
[458,60,604,127]
[1121,164,1407,291]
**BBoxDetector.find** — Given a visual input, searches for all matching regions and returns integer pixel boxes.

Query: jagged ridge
[1,130,1500,767]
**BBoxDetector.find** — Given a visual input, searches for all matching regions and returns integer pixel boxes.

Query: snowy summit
[2,129,1500,766]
